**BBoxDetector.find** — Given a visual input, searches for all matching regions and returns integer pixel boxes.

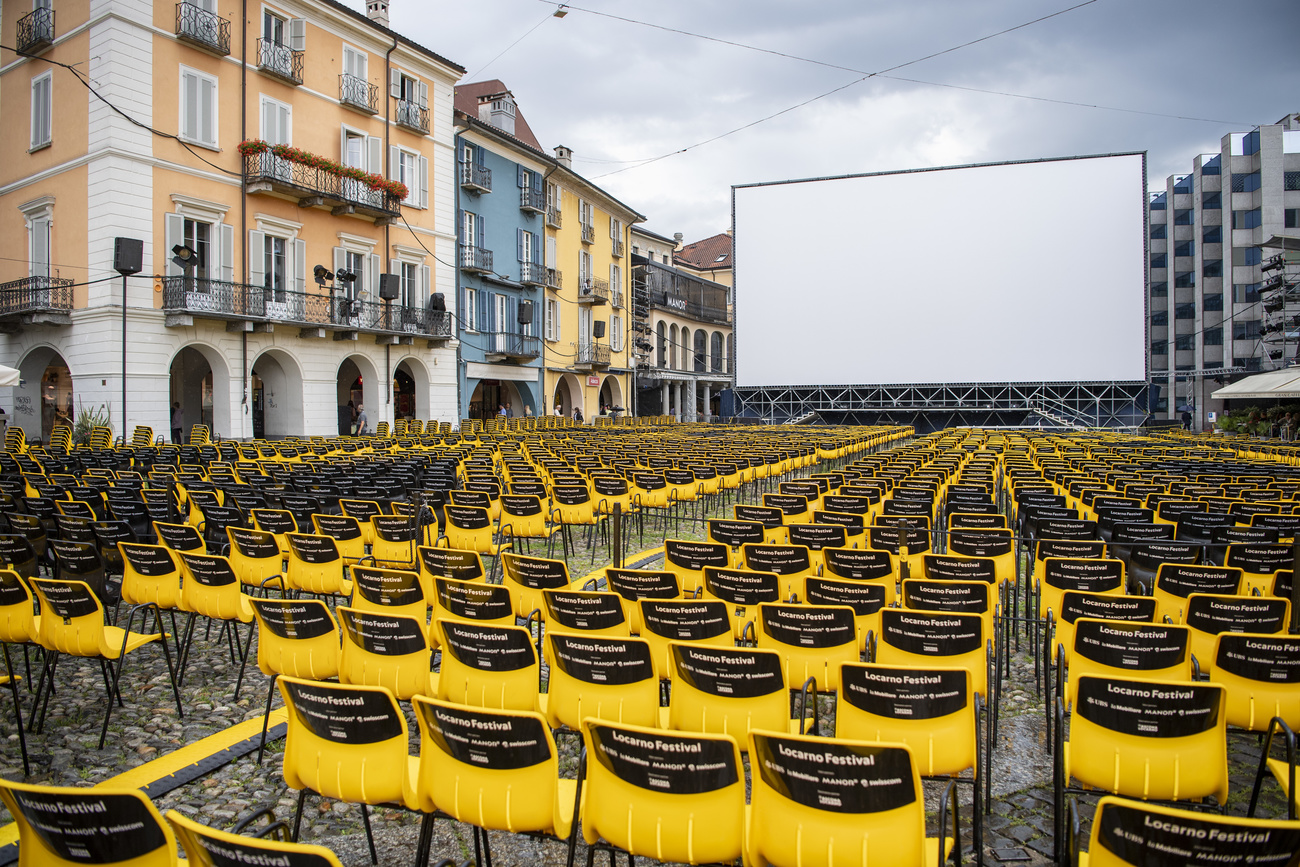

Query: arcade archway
[250,349,304,438]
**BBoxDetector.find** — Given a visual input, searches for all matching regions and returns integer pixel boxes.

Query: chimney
[366,0,389,27]
[673,233,683,248]
[477,92,516,135]
[554,145,573,168]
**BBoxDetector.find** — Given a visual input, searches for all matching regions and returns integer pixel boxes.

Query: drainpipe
[240,0,249,439]
[539,164,558,418]
[384,35,397,425]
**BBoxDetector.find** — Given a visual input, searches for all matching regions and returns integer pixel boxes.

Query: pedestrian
[1181,409,1192,431]
[497,404,506,417]
[505,402,513,418]
[355,403,369,435]
[573,406,583,424]
[171,402,183,443]
[524,404,533,417]
[554,404,562,417]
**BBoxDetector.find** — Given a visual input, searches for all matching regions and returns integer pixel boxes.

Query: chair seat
[99,626,164,659]
[1267,757,1298,810]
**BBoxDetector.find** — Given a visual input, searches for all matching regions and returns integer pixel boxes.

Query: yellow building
[0,0,462,441]
[541,147,643,420]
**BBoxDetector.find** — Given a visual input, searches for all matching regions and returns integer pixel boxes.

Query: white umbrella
[0,365,17,387]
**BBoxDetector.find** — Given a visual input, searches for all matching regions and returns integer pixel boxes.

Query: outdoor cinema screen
[731,153,1147,388]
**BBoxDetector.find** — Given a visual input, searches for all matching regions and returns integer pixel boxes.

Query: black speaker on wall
[593,320,606,339]
[378,273,401,300]
[113,237,143,275]
[517,300,534,325]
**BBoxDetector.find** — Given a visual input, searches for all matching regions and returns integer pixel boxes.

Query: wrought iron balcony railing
[395,99,429,133]
[578,277,609,304]
[175,2,230,55]
[257,38,303,85]
[546,268,562,290]
[519,262,546,286]
[574,342,611,366]
[161,276,452,338]
[460,245,494,274]
[339,73,377,113]
[546,206,562,229]
[17,7,54,54]
[520,187,546,214]
[580,223,596,244]
[244,152,400,218]
[484,332,541,359]
[0,276,74,318]
[460,162,492,193]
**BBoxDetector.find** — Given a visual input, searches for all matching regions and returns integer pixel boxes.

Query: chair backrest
[153,520,205,553]
[431,576,515,627]
[1067,674,1227,804]
[541,589,630,637]
[248,597,340,680]
[1152,563,1244,623]
[411,697,571,838]
[1209,631,1300,732]
[918,553,998,586]
[371,515,422,564]
[580,720,745,865]
[663,539,730,594]
[176,552,252,623]
[604,567,681,632]
[336,606,430,700]
[706,519,766,551]
[349,565,428,619]
[754,602,859,691]
[901,579,996,641]
[667,643,795,740]
[804,577,890,649]
[48,539,109,603]
[1183,592,1289,672]
[225,526,285,591]
[876,608,990,698]
[435,619,539,711]
[1065,618,1193,710]
[822,546,897,585]
[417,545,486,583]
[747,731,928,867]
[500,552,571,618]
[284,532,349,597]
[310,514,366,560]
[543,632,660,730]
[1052,591,1157,663]
[1082,795,1300,867]
[1225,543,1292,593]
[277,676,414,808]
[637,599,735,679]
[0,533,40,582]
[167,810,343,867]
[117,542,183,609]
[0,568,37,644]
[741,544,815,599]
[1038,556,1125,619]
[0,778,178,867]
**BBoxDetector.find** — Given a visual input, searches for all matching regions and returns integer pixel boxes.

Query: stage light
[171,244,202,271]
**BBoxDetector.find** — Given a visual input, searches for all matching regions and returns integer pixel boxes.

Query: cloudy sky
[344,0,1299,244]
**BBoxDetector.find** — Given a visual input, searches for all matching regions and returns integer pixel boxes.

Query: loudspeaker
[113,237,143,275]
[378,274,401,300]
[429,292,446,312]
[593,320,606,339]
[517,300,534,325]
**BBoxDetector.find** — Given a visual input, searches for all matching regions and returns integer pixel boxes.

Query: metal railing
[161,276,451,337]
[578,277,610,303]
[581,224,596,244]
[546,268,562,290]
[520,187,546,213]
[519,262,546,286]
[339,73,377,113]
[17,7,54,54]
[460,245,494,273]
[0,276,73,316]
[257,38,303,84]
[485,332,541,358]
[459,162,492,192]
[175,2,229,54]
[395,98,429,133]
[574,342,611,365]
[244,152,400,216]
[546,206,562,228]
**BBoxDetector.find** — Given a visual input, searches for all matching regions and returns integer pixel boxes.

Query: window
[182,220,212,281]
[1201,192,1220,209]
[1286,209,1300,230]
[545,298,561,341]
[609,263,621,294]
[263,9,285,44]
[1174,241,1194,258]
[546,182,560,219]
[1233,283,1261,304]
[399,261,419,308]
[1202,225,1221,244]
[248,225,303,306]
[391,146,427,207]
[579,250,591,287]
[1151,281,1168,298]
[518,229,537,263]
[579,199,593,230]
[1203,327,1223,345]
[1174,334,1194,351]
[1232,247,1262,267]
[1174,271,1195,289]
[1203,293,1223,311]
[1150,340,1167,356]
[342,44,367,81]
[1174,303,1195,319]
[1231,171,1261,193]
[1150,253,1167,269]
[180,67,217,148]
[1173,176,1192,195]
[463,287,478,331]
[1232,209,1261,230]
[610,217,622,240]
[1233,320,1261,341]
[1201,155,1220,175]
[609,315,623,351]
[1174,209,1194,225]
[1286,172,1300,192]
[1149,193,1166,211]
[1202,259,1222,278]
[260,95,291,144]
[21,198,53,280]
[30,71,51,150]
[1150,224,1166,240]
[165,203,233,284]
[1150,310,1168,326]
[391,70,428,131]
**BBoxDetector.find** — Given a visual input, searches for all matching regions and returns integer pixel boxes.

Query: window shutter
[333,246,346,281]
[479,290,490,332]
[533,172,543,195]
[476,215,485,247]
[181,71,197,140]
[545,235,556,268]
[293,239,306,294]
[507,296,517,332]
[278,103,291,145]
[389,259,400,298]
[248,230,265,286]
[289,18,306,52]
[367,136,382,174]
[389,145,399,181]
[417,80,428,108]
[532,233,541,265]
[390,68,402,98]
[367,253,380,299]
[517,229,525,262]
[456,210,464,242]
[419,156,429,209]
[219,223,234,281]
[200,76,215,145]
[475,146,485,167]
[30,217,49,279]
[420,265,430,302]
[517,165,526,188]
[164,214,185,277]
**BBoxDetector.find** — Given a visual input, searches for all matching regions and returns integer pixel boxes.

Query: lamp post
[113,238,143,442]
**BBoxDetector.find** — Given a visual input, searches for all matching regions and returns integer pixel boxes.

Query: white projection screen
[732,154,1147,388]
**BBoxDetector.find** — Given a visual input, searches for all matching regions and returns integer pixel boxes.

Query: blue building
[454,82,551,420]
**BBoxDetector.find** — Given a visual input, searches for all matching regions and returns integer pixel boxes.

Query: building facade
[1147,113,1300,426]
[0,0,462,442]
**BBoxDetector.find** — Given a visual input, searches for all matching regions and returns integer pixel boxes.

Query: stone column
[661,380,669,419]
[673,382,682,421]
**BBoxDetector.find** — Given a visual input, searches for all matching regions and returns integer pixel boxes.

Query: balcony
[577,277,609,305]
[0,276,73,330]
[520,187,546,214]
[546,268,562,290]
[244,151,401,221]
[612,238,624,258]
[161,277,452,340]
[459,162,492,194]
[395,98,429,134]
[460,245,493,274]
[257,38,303,85]
[16,7,54,55]
[546,206,562,229]
[484,332,542,362]
[580,223,595,245]
[573,342,611,369]
[610,287,624,309]
[519,262,546,287]
[339,73,377,114]
[175,2,230,55]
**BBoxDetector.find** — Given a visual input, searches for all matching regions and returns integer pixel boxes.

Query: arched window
[726,333,734,374]
[693,330,707,373]
[710,332,723,372]
[656,321,667,367]
[669,324,678,369]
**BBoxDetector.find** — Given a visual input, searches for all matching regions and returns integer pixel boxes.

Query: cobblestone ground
[0,468,1294,866]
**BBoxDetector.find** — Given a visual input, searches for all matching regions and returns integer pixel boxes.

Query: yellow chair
[663,538,731,595]
[876,608,992,702]
[754,602,859,692]
[787,522,847,574]
[822,545,899,590]
[637,598,736,680]
[1150,562,1243,624]
[337,606,431,700]
[746,730,958,867]
[543,632,664,732]
[310,514,367,565]
[700,565,783,640]
[541,588,630,637]
[499,492,563,559]
[805,576,890,651]
[706,518,767,563]
[442,504,511,576]
[226,526,286,594]
[410,697,577,866]
[734,503,789,544]
[500,551,573,620]
[1224,542,1292,595]
[1037,556,1126,621]
[1049,590,1158,671]
[369,514,422,570]
[117,541,184,611]
[340,497,384,546]
[152,520,206,555]
[247,596,340,763]
[168,809,345,867]
[349,565,429,619]
[277,676,417,861]
[577,720,745,866]
[741,542,816,600]
[1182,593,1289,674]
[432,619,540,711]
[176,551,257,698]
[251,507,299,554]
[284,532,353,599]
[0,778,180,867]
[1059,618,1194,716]
[430,576,516,627]
[1211,631,1300,735]
[604,566,683,633]
[667,643,813,741]
[902,578,998,651]
[417,544,486,583]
